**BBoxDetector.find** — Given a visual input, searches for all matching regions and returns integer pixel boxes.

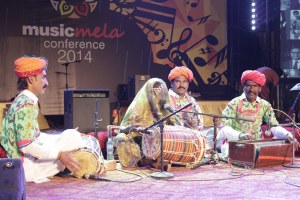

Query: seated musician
[115,78,175,167]
[167,66,213,150]
[0,56,85,182]
[217,70,300,157]
[168,66,203,130]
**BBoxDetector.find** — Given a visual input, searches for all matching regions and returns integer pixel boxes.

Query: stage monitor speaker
[64,89,110,133]
[128,75,150,100]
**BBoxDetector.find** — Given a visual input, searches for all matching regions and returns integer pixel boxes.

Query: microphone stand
[283,113,300,168]
[93,99,102,140]
[144,102,193,179]
[61,60,81,90]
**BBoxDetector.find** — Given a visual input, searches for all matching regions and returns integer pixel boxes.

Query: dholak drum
[72,135,105,178]
[142,125,206,166]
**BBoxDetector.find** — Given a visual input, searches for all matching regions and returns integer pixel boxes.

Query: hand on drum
[58,150,81,173]
[287,135,300,151]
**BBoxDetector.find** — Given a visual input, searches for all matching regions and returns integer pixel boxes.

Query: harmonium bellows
[228,139,292,168]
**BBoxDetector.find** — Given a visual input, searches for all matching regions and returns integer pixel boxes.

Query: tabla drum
[142,125,206,166]
[72,134,105,178]
[72,148,104,178]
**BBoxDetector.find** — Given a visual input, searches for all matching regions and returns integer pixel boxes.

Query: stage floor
[27,158,300,200]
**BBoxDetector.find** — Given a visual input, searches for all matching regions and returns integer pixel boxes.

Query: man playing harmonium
[217,70,300,158]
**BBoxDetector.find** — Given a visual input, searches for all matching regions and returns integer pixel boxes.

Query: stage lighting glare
[251,8,256,13]
[252,20,256,24]
[251,2,256,7]
[252,14,255,18]
[252,26,256,30]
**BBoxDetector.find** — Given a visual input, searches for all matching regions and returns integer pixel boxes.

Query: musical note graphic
[109,0,228,88]
[131,0,176,45]
[156,28,192,61]
[199,47,214,55]
[187,14,211,25]
[184,34,218,53]
[132,17,167,44]
[186,0,199,8]
[194,45,228,69]
[207,71,226,85]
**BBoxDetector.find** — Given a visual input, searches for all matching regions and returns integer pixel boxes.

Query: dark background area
[227,0,280,87]
[227,0,300,122]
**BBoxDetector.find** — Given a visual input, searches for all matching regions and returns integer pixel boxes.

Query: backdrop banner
[0,0,227,115]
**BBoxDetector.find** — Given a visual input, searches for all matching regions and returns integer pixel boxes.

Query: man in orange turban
[167,66,215,151]
[217,69,299,158]
[168,66,204,129]
[168,66,194,83]
[14,56,48,78]
[0,55,86,182]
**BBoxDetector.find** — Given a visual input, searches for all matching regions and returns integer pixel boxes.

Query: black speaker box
[64,89,110,133]
[128,75,150,100]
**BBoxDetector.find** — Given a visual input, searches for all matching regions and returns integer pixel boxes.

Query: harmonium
[228,139,293,168]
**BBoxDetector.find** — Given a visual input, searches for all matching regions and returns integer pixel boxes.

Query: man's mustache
[247,91,257,95]
[178,86,185,90]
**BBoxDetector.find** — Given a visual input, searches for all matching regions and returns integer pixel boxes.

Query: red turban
[14,56,48,78]
[241,70,266,86]
[168,66,193,82]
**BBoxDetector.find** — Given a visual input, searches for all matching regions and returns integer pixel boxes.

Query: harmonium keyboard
[228,139,293,168]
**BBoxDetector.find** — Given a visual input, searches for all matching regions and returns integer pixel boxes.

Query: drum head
[142,131,160,160]
[72,149,101,178]
[81,135,102,157]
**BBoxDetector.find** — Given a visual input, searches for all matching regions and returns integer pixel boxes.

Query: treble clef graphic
[156,28,192,62]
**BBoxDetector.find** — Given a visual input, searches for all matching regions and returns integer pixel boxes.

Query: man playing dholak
[217,70,300,158]
[0,56,88,182]
[167,66,214,151]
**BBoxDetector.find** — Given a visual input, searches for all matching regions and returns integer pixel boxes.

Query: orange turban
[241,70,266,86]
[168,66,193,82]
[14,56,48,78]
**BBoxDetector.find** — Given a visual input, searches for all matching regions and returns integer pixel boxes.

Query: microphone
[163,103,183,126]
[265,112,272,136]
[181,102,193,110]
[137,128,154,134]
[83,174,111,181]
[163,104,175,113]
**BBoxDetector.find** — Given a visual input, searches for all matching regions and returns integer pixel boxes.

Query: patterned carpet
[26,158,300,200]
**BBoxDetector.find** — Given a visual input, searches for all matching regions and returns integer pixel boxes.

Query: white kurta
[21,129,84,183]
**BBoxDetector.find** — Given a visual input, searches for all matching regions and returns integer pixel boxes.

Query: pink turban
[241,70,266,86]
[168,66,193,82]
[14,56,48,78]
